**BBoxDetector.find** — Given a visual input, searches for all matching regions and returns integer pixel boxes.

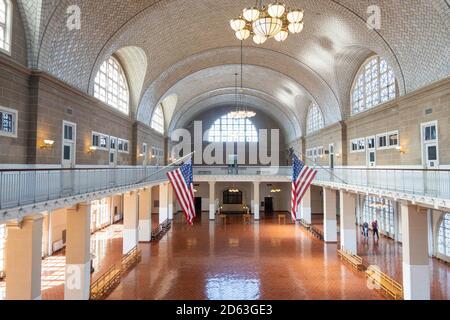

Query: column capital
[6,214,44,228]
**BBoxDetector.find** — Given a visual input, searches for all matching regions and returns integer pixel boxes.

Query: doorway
[366,136,376,167]
[329,143,335,169]
[109,136,118,167]
[264,197,274,216]
[62,121,76,168]
[421,121,439,168]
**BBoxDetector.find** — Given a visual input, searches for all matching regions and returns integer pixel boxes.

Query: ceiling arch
[15,0,450,142]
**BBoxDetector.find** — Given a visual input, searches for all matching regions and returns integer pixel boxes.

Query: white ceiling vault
[16,0,450,141]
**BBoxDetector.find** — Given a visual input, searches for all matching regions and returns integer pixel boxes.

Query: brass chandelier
[230,1,304,44]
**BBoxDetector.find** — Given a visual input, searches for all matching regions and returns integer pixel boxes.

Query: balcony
[1,165,449,221]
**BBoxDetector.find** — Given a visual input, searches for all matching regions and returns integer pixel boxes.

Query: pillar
[401,204,430,300]
[339,191,357,254]
[323,188,337,242]
[5,214,43,300]
[209,181,216,220]
[159,182,169,224]
[123,191,139,254]
[253,182,260,220]
[168,184,174,220]
[301,188,312,224]
[138,188,152,242]
[65,204,91,300]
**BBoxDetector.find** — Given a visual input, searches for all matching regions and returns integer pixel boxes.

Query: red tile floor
[107,213,384,300]
[311,214,450,300]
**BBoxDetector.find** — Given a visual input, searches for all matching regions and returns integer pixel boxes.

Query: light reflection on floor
[206,273,261,300]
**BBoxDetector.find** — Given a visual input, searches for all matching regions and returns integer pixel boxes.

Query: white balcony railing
[0,166,170,211]
[0,165,449,211]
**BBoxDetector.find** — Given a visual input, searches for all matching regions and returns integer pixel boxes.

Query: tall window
[361,196,395,235]
[352,56,396,115]
[207,114,258,143]
[90,198,110,233]
[94,56,129,114]
[151,104,164,134]
[306,104,324,134]
[0,0,12,54]
[438,214,450,257]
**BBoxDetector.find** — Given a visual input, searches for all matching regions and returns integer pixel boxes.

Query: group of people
[361,220,380,240]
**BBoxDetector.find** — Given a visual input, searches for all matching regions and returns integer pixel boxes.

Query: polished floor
[311,215,450,300]
[107,213,383,300]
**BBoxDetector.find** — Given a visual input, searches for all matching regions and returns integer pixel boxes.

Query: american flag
[166,158,196,225]
[291,154,318,222]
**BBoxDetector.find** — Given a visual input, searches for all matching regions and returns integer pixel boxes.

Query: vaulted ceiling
[17,0,450,142]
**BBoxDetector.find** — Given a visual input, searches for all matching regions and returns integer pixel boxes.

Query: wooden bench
[121,246,142,274]
[220,214,228,224]
[366,265,403,300]
[309,225,324,241]
[243,214,252,224]
[337,249,363,271]
[90,265,121,300]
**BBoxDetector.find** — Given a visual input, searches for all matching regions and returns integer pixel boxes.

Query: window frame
[0,0,12,55]
[351,55,397,115]
[0,105,18,138]
[151,104,165,135]
[306,104,325,135]
[350,138,365,153]
[437,213,450,258]
[91,131,109,150]
[93,56,130,115]
[376,130,399,150]
[118,138,129,154]
[207,113,259,143]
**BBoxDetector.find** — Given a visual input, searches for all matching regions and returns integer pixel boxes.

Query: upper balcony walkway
[0,165,449,222]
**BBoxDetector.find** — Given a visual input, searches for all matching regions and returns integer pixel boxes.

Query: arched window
[207,114,258,143]
[438,213,450,257]
[306,104,324,134]
[94,56,129,114]
[352,56,396,115]
[0,0,12,54]
[151,104,164,135]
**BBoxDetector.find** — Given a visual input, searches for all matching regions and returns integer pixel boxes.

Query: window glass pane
[438,214,450,257]
[94,57,129,114]
[207,114,258,143]
[352,56,396,115]
[306,104,325,134]
[63,145,71,160]
[428,146,437,161]
[151,104,164,134]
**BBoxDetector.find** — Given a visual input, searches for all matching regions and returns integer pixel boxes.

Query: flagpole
[294,150,349,185]
[136,151,195,184]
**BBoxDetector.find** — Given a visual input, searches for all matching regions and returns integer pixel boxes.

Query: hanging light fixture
[229,41,256,119]
[230,1,304,44]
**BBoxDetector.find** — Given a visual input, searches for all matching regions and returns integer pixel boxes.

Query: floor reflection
[206,273,260,300]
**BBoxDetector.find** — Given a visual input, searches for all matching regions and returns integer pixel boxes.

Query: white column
[138,188,152,242]
[253,182,260,220]
[159,182,169,224]
[209,181,216,220]
[5,214,44,300]
[301,188,312,224]
[323,188,337,242]
[123,191,139,254]
[401,204,430,300]
[339,191,357,255]
[65,204,91,300]
[168,184,174,220]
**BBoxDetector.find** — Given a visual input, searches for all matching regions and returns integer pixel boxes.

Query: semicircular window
[351,56,397,115]
[94,56,129,114]
[207,114,258,143]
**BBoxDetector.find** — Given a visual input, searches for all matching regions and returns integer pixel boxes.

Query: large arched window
[94,56,129,114]
[306,104,324,134]
[151,104,164,134]
[438,213,450,257]
[207,114,258,143]
[352,56,396,115]
[0,0,12,54]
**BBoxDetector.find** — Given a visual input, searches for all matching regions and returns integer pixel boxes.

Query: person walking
[372,220,380,240]
[363,222,369,238]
